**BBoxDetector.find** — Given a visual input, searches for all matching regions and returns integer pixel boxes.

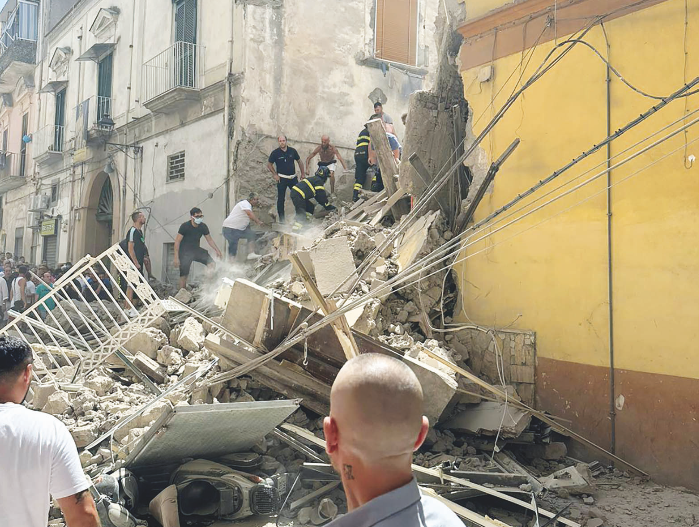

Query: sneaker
[126,307,139,318]
[247,252,261,260]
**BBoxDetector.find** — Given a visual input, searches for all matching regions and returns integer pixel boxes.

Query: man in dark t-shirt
[118,211,151,317]
[267,135,306,223]
[174,207,222,290]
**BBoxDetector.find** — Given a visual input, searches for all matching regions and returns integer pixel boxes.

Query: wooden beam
[289,254,359,360]
[370,188,408,226]
[366,118,399,197]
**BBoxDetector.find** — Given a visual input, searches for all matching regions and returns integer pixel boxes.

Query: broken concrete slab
[133,352,167,384]
[403,354,457,424]
[395,210,440,272]
[310,236,358,295]
[541,464,596,495]
[443,401,531,438]
[42,390,71,415]
[32,382,58,409]
[85,375,113,397]
[71,423,99,448]
[124,327,169,360]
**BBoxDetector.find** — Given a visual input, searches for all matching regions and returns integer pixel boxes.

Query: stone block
[71,423,98,448]
[85,375,113,396]
[174,288,193,304]
[176,317,205,353]
[133,352,167,384]
[124,328,168,360]
[32,383,58,409]
[42,391,72,415]
[310,236,357,295]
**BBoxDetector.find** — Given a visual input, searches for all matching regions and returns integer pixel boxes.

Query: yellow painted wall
[456,0,699,379]
[464,0,515,19]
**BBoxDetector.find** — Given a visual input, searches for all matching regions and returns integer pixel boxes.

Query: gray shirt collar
[327,477,422,527]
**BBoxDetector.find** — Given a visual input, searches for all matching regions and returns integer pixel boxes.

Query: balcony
[74,95,114,149]
[0,1,38,94]
[0,152,27,193]
[33,125,65,164]
[142,42,202,112]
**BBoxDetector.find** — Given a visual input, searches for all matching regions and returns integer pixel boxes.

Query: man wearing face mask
[174,207,223,290]
[0,336,100,527]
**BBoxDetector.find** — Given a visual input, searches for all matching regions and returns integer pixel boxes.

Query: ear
[412,416,430,451]
[323,416,339,455]
[23,363,33,384]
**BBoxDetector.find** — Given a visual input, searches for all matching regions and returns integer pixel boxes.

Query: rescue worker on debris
[352,125,373,202]
[290,166,337,230]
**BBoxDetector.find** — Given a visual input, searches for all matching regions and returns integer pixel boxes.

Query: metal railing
[0,1,38,54]
[142,41,201,103]
[33,125,65,158]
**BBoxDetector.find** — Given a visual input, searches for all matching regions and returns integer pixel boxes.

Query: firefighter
[291,166,336,230]
[353,125,372,202]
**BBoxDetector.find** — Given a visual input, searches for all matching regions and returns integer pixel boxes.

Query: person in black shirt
[118,211,151,316]
[174,207,222,290]
[267,135,306,223]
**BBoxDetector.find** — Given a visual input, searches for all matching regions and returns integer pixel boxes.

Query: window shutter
[175,0,197,44]
[375,0,418,66]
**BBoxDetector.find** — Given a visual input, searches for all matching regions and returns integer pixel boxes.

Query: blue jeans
[222,226,257,257]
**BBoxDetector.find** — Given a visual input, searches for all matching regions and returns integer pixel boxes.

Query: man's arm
[267,162,280,183]
[173,233,183,266]
[19,277,26,304]
[333,146,347,170]
[244,210,264,226]
[297,158,306,179]
[57,490,100,527]
[204,234,223,259]
[305,146,320,173]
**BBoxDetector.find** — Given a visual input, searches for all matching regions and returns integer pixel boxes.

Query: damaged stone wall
[227,0,440,217]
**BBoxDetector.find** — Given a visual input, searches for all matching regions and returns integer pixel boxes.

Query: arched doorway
[84,172,114,257]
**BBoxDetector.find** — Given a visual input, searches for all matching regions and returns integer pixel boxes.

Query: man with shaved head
[324,353,462,526]
[305,135,347,195]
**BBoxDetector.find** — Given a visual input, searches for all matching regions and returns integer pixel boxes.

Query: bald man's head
[325,354,428,468]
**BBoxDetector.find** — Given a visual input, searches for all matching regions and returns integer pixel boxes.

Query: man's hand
[273,174,280,183]
[173,258,180,268]
[57,489,100,527]
[215,250,223,259]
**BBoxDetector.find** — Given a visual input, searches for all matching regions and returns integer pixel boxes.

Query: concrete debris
[443,402,531,438]
[542,464,597,495]
[32,382,58,409]
[42,391,72,415]
[124,327,169,360]
[174,287,193,304]
[310,236,358,295]
[176,317,205,353]
[156,345,185,374]
[133,352,167,384]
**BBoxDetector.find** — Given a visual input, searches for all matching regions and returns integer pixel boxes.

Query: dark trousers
[222,226,257,257]
[277,177,298,221]
[291,191,315,224]
[371,167,384,192]
[353,155,371,201]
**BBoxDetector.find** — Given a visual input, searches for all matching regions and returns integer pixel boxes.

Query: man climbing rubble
[119,210,150,317]
[222,192,265,261]
[0,336,100,527]
[290,166,337,230]
[305,135,348,195]
[323,353,461,526]
[268,135,306,224]
[174,207,223,290]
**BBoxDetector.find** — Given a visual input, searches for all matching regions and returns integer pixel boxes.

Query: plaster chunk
[43,391,72,415]
[174,288,193,304]
[310,236,357,295]
[71,423,98,448]
[124,327,169,360]
[85,375,113,396]
[32,383,58,409]
[177,317,205,353]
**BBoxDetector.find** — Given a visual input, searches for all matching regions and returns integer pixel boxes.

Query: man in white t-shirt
[0,336,99,527]
[222,193,264,261]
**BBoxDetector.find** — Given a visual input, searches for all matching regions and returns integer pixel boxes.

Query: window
[50,180,60,204]
[375,0,418,66]
[20,112,28,177]
[167,151,185,182]
[97,53,113,124]
[14,227,24,258]
[54,88,66,151]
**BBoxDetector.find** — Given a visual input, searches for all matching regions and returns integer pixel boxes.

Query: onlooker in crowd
[305,135,347,195]
[82,271,104,303]
[222,193,264,261]
[3,261,16,292]
[119,211,150,317]
[0,336,100,527]
[373,101,395,134]
[36,271,56,320]
[5,252,14,266]
[25,270,36,307]
[0,270,8,325]
[323,353,462,526]
[10,265,28,312]
[174,207,222,290]
[18,256,25,265]
[268,135,306,223]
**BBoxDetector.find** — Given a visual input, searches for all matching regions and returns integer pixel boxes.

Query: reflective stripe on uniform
[292,186,306,199]
[314,186,325,191]
[353,183,362,190]
[302,179,316,196]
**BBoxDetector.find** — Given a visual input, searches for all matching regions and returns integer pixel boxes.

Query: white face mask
[193,217,203,225]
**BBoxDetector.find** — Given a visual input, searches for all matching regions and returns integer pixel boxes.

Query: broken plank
[290,253,359,360]
[370,188,408,226]
[493,452,543,494]
[290,481,341,511]
[446,470,529,487]
[272,428,326,463]
[419,346,648,477]
[345,189,387,220]
[281,424,580,527]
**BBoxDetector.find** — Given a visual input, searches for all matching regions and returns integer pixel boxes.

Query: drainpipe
[223,2,235,243]
[601,23,616,455]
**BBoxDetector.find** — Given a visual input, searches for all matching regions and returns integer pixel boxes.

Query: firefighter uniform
[291,167,336,229]
[353,127,372,202]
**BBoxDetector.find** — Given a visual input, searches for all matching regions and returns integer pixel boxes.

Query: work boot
[292,222,303,232]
